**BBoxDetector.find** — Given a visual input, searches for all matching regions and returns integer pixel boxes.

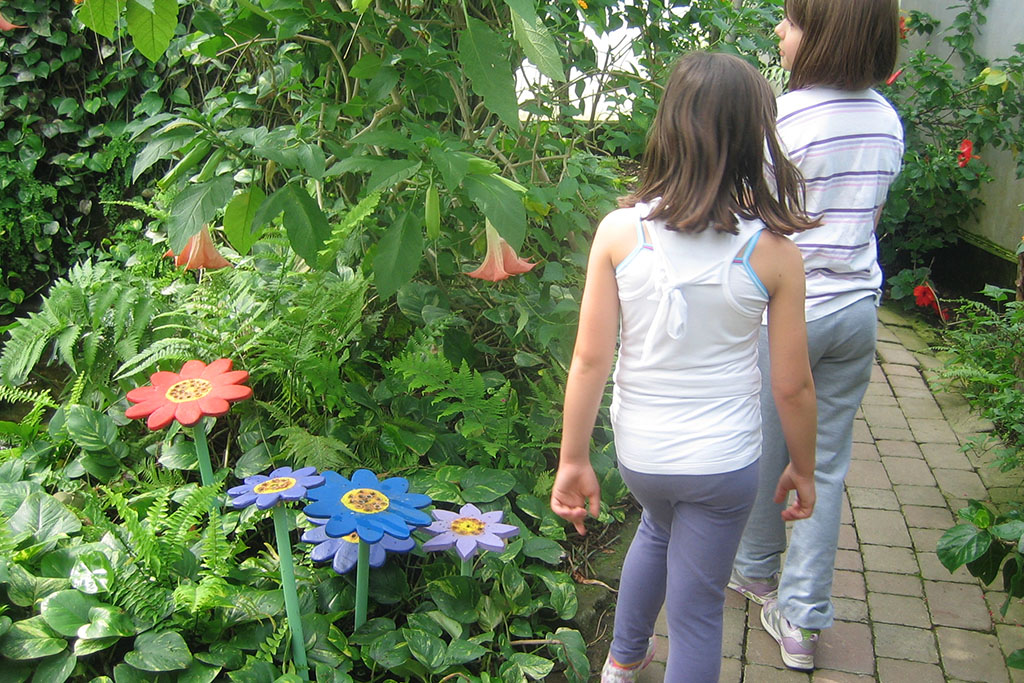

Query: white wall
[903,0,1024,256]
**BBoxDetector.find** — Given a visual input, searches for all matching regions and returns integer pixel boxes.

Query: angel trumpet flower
[163,225,231,270]
[0,8,26,30]
[466,220,536,281]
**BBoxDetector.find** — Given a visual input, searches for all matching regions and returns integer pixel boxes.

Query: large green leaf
[78,606,136,640]
[504,0,565,82]
[123,630,192,672]
[937,524,992,572]
[64,404,117,452]
[223,187,266,256]
[459,466,515,503]
[0,617,67,660]
[125,0,177,62]
[427,577,480,624]
[165,175,235,253]
[9,493,81,549]
[523,567,577,619]
[548,628,588,683]
[132,126,196,182]
[77,0,121,40]
[498,652,554,681]
[402,628,446,672]
[39,590,103,637]
[367,159,422,194]
[521,537,564,564]
[464,174,526,250]
[69,551,113,595]
[31,650,76,683]
[253,183,332,266]
[458,18,520,131]
[374,211,424,300]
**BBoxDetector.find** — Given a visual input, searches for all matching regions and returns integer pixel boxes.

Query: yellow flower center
[165,378,214,403]
[341,532,360,544]
[451,518,486,536]
[342,488,390,514]
[253,477,296,494]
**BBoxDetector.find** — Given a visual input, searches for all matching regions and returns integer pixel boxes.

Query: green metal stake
[354,540,370,629]
[461,557,473,577]
[273,506,310,681]
[191,419,215,488]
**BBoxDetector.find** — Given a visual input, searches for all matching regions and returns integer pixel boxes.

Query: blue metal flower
[421,503,520,560]
[303,469,432,543]
[302,517,415,574]
[227,466,325,510]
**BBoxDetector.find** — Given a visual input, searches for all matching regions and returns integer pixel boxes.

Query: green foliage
[879,0,1024,296]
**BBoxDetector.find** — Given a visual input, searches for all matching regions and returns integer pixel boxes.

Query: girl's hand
[550,462,601,535]
[774,463,815,521]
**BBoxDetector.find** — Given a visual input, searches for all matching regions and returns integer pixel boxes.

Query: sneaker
[759,598,818,671]
[727,568,778,605]
[600,637,657,682]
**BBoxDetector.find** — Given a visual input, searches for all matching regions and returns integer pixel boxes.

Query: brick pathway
[636,306,1024,682]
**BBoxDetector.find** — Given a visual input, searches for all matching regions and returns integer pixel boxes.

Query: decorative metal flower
[421,503,520,560]
[125,358,252,430]
[303,469,432,543]
[302,518,415,574]
[228,466,325,510]
[466,220,536,281]
[163,225,231,270]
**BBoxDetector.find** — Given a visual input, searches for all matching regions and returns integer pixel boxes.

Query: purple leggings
[610,462,759,682]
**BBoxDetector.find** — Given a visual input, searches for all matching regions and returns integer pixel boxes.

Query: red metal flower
[163,225,231,270]
[125,358,252,430]
[466,221,536,282]
[957,139,979,168]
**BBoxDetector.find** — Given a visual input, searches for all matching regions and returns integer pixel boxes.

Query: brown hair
[621,52,818,236]
[785,0,899,91]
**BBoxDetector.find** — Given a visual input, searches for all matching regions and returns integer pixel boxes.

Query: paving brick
[882,457,937,486]
[903,505,954,530]
[871,359,889,378]
[846,461,892,489]
[862,404,909,429]
[721,606,745,659]
[861,544,918,574]
[888,372,930,392]
[636,658,666,683]
[724,587,746,610]
[872,623,939,663]
[925,581,992,630]
[835,549,864,572]
[920,442,974,470]
[838,524,859,550]
[847,486,899,510]
[864,571,924,597]
[875,439,922,458]
[840,494,853,524]
[815,620,874,675]
[743,663,808,681]
[850,441,880,461]
[869,426,916,442]
[936,626,1009,682]
[852,419,872,443]
[894,484,948,507]
[833,596,869,622]
[718,656,741,683]
[910,526,946,552]
[995,624,1024,683]
[882,362,922,377]
[833,569,866,600]
[876,658,946,683]
[868,593,931,627]
[746,625,789,668]
[863,382,894,400]
[877,342,919,366]
[897,396,944,419]
[986,591,1024,626]
[861,392,898,407]
[933,468,988,500]
[909,417,960,444]
[811,671,875,682]
[852,508,911,547]
[918,552,981,584]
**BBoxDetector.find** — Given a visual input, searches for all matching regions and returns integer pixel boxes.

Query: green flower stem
[355,540,370,630]
[272,506,309,680]
[190,420,215,488]
[461,557,473,577]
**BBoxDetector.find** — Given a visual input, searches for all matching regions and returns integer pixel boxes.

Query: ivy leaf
[403,628,447,672]
[937,524,992,572]
[458,18,520,131]
[9,492,81,550]
[32,651,76,683]
[125,0,177,62]
[70,551,113,595]
[64,404,117,451]
[0,617,67,660]
[504,0,565,82]
[222,187,266,256]
[427,577,480,624]
[39,590,103,637]
[521,537,564,564]
[374,211,423,300]
[498,652,554,681]
[460,466,515,503]
[165,175,234,253]
[549,628,589,683]
[77,0,121,40]
[123,630,192,672]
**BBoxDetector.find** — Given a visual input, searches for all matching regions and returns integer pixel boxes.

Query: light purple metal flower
[301,517,415,574]
[227,466,325,510]
[421,503,520,560]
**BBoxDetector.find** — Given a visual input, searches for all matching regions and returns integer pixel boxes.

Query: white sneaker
[760,598,818,671]
[600,637,657,682]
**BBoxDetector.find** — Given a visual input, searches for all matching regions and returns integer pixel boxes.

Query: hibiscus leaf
[374,211,423,299]
[165,175,234,253]
[78,0,122,40]
[125,0,177,62]
[464,174,526,250]
[504,0,565,82]
[223,187,266,256]
[457,18,520,131]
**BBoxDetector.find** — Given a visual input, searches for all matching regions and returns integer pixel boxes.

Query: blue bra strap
[737,230,769,299]
[616,210,653,274]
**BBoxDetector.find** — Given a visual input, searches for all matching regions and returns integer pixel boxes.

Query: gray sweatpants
[610,462,760,682]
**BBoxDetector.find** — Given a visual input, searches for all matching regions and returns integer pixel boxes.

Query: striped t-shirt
[777,86,904,321]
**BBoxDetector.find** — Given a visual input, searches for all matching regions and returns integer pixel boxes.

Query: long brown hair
[621,52,818,236]
[786,0,899,91]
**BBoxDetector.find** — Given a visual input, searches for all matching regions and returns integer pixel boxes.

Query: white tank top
[610,203,770,475]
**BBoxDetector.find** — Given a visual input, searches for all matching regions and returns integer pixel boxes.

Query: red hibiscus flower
[957,139,979,168]
[899,16,908,40]
[163,225,231,270]
[913,285,935,307]
[126,358,252,430]
[466,221,536,281]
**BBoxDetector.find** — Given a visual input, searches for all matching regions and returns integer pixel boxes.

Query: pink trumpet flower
[0,8,26,30]
[163,225,231,270]
[466,220,536,281]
